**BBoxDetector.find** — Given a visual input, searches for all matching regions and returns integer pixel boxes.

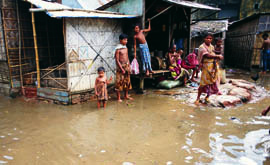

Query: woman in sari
[195,33,223,104]
[167,44,189,85]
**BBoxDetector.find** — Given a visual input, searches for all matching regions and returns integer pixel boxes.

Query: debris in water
[261,106,270,116]
[12,137,19,141]
[239,157,257,165]
[216,116,222,120]
[0,136,5,138]
[122,162,134,165]
[166,161,173,165]
[0,160,7,164]
[230,117,237,120]
[3,155,13,160]
[78,154,83,158]
[100,150,106,153]
[185,156,193,160]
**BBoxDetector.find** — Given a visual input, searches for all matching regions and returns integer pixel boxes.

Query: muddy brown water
[0,72,270,165]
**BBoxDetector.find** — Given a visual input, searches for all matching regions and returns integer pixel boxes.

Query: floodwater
[0,72,270,164]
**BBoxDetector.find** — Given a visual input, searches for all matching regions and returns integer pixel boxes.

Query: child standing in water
[95,67,112,109]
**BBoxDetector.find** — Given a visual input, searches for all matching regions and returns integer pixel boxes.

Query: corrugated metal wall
[225,18,259,69]
[65,18,122,92]
[0,10,7,61]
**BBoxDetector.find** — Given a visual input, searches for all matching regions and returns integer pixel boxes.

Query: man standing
[115,34,132,102]
[261,33,270,74]
[134,19,153,76]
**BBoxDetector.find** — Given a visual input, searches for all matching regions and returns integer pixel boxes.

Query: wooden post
[187,8,191,54]
[168,9,172,48]
[16,0,23,87]
[46,16,52,66]
[31,5,40,88]
[139,76,144,93]
[142,0,145,29]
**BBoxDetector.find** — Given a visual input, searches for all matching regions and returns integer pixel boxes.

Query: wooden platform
[131,70,171,91]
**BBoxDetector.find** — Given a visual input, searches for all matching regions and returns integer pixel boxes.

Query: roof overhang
[191,19,229,38]
[164,0,220,10]
[24,0,138,18]
[98,0,221,11]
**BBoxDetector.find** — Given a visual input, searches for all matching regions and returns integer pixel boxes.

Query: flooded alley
[0,74,269,165]
[0,0,270,164]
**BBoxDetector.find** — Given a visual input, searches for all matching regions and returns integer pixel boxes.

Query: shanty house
[0,0,136,104]
[190,19,228,52]
[225,13,270,69]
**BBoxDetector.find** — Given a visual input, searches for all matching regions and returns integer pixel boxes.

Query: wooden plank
[37,91,69,103]
[38,87,69,97]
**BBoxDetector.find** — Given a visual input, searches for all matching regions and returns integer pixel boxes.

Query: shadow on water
[0,71,269,164]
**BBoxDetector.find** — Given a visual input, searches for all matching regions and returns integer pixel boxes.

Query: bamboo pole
[31,5,40,88]
[47,75,67,88]
[41,62,66,79]
[16,0,23,87]
[2,9,14,88]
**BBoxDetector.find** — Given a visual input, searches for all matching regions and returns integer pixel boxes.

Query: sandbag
[220,69,226,84]
[130,59,139,75]
[156,80,181,89]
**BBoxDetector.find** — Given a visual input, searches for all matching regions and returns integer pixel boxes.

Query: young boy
[115,34,132,102]
[95,67,112,109]
[134,19,153,76]
[261,33,270,74]
[214,38,224,92]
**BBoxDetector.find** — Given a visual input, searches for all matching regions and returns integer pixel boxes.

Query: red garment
[186,52,199,66]
[181,52,199,69]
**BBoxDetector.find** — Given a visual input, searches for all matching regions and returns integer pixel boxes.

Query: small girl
[94,67,112,109]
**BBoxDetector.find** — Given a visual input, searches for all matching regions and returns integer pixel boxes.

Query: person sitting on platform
[167,44,189,85]
[181,48,199,82]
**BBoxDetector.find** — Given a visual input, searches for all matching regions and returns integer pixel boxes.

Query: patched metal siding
[103,0,144,16]
[65,18,122,92]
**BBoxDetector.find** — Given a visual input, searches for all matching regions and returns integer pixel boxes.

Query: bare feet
[204,97,210,104]
[125,96,133,100]
[117,99,123,102]
[146,70,150,76]
[194,100,200,105]
[190,78,197,82]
